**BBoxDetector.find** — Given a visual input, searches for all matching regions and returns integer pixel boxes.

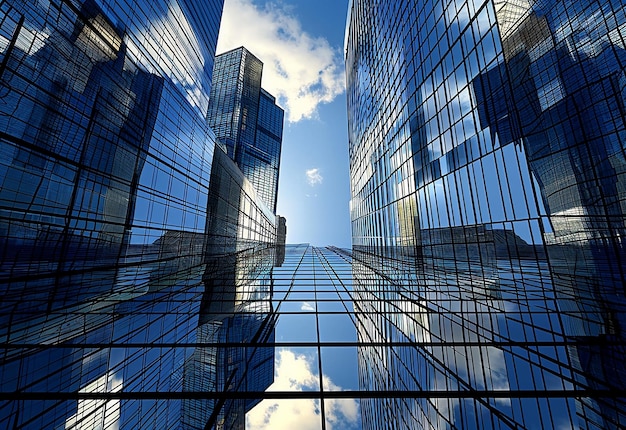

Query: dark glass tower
[207,47,284,213]
[346,0,626,428]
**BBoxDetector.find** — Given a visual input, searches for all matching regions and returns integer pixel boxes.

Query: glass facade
[207,47,284,214]
[0,0,280,429]
[346,0,626,428]
[245,244,362,430]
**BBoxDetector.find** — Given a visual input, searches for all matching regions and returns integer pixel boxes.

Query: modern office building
[346,0,626,428]
[207,47,284,213]
[244,244,362,430]
[0,1,282,429]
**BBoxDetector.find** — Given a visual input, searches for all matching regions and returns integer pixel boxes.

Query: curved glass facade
[346,0,626,428]
[0,0,227,279]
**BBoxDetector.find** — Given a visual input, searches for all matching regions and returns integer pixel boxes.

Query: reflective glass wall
[346,0,626,428]
[0,0,280,428]
[244,245,362,430]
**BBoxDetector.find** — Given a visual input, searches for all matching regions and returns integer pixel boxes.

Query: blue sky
[217,0,352,247]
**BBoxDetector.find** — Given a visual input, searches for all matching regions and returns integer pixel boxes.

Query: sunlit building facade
[0,0,281,429]
[207,47,284,213]
[346,0,626,428]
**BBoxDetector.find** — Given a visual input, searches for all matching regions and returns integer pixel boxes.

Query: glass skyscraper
[345,0,626,428]
[207,47,284,214]
[0,0,282,429]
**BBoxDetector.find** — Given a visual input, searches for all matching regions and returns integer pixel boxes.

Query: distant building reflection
[473,3,626,423]
[348,0,626,424]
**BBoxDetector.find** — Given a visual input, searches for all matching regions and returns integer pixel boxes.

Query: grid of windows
[0,0,277,428]
[346,0,626,428]
[252,89,284,214]
[207,47,284,213]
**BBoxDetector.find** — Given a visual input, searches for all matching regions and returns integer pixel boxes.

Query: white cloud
[306,168,323,186]
[246,350,359,429]
[217,0,345,122]
[301,302,315,311]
